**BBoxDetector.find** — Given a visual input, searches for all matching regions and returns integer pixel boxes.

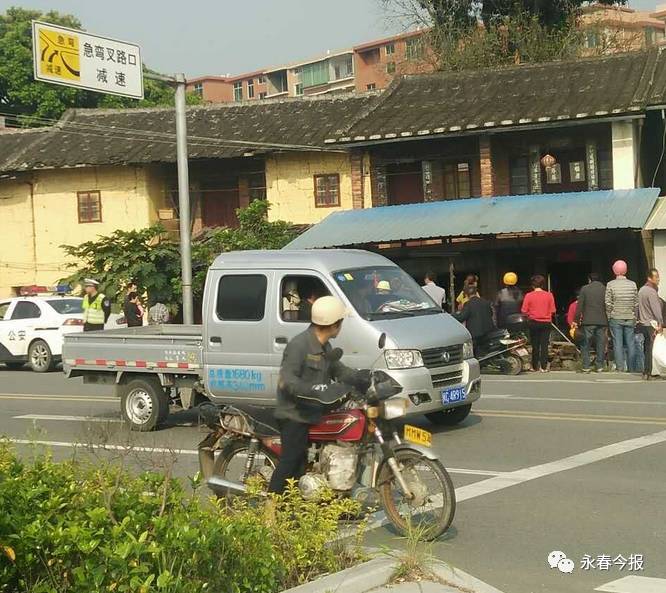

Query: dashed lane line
[476,410,666,426]
[0,393,114,402]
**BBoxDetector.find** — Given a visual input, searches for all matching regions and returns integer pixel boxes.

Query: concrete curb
[279,555,507,593]
[431,561,506,593]
[280,557,396,593]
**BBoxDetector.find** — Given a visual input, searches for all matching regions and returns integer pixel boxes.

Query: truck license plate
[442,386,466,404]
[404,424,432,447]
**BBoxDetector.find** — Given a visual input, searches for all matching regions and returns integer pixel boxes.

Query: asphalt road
[1,366,665,593]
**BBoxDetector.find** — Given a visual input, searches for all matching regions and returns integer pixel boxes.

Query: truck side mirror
[378,333,386,350]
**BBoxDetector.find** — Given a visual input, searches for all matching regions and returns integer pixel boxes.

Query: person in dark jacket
[494,272,523,328]
[454,285,495,353]
[268,296,371,494]
[574,272,608,372]
[123,292,144,327]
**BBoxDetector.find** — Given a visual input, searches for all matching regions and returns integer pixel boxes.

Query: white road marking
[361,429,666,533]
[14,414,122,423]
[5,438,199,456]
[485,378,642,384]
[483,394,666,406]
[0,393,115,402]
[595,576,666,593]
[455,429,666,502]
[3,437,502,476]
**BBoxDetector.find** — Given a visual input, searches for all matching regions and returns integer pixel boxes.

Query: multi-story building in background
[187,3,666,103]
[581,3,666,52]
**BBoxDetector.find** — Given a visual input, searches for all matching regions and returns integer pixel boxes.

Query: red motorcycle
[198,342,456,540]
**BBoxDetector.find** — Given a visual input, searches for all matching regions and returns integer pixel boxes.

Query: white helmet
[311,296,347,326]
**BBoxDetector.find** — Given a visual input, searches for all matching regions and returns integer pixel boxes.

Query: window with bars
[385,43,395,55]
[77,191,102,223]
[443,162,471,199]
[233,81,243,101]
[406,37,424,60]
[247,79,255,98]
[314,174,340,207]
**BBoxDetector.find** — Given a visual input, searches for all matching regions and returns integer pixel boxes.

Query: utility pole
[145,71,194,325]
[174,74,194,325]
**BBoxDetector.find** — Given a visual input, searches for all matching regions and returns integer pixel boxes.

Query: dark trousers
[529,321,551,370]
[582,325,607,370]
[268,419,310,494]
[640,325,655,377]
[83,323,104,332]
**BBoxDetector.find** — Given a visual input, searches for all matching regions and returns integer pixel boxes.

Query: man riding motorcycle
[268,296,371,493]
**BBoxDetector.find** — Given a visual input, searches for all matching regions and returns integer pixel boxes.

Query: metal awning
[286,188,661,249]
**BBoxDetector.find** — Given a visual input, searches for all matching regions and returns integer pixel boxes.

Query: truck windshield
[333,266,440,320]
[47,298,83,315]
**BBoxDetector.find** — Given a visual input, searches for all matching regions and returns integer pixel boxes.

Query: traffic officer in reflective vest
[82,279,111,332]
[267,296,371,494]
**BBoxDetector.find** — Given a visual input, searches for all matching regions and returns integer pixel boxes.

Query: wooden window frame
[442,161,471,200]
[77,190,102,223]
[313,174,341,208]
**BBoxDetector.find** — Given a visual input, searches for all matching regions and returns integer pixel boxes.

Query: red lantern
[541,154,557,168]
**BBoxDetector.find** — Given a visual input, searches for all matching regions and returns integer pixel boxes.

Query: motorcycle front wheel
[377,449,456,540]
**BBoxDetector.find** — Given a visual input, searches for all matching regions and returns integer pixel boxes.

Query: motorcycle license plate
[442,386,466,404]
[404,424,432,447]
[516,347,529,357]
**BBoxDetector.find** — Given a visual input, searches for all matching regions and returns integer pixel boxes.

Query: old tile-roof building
[4,50,666,305]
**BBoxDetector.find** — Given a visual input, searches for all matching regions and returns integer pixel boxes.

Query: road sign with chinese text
[32,21,143,99]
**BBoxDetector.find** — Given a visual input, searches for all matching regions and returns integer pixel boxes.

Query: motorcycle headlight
[384,350,424,370]
[463,340,474,360]
[381,398,409,420]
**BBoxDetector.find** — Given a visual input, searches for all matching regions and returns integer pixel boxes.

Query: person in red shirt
[521,274,556,372]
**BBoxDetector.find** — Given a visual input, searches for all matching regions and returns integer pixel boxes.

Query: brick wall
[351,151,364,209]
[479,136,494,197]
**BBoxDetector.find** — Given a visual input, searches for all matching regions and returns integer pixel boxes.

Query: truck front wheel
[425,404,472,427]
[120,378,169,431]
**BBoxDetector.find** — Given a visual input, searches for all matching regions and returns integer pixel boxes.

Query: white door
[5,301,43,357]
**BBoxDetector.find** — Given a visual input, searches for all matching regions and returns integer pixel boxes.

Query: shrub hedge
[0,444,364,593]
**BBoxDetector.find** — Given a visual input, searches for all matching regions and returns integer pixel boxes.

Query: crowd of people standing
[427,261,663,379]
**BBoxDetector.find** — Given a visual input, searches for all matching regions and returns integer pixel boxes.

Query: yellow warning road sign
[37,27,80,82]
[32,21,143,99]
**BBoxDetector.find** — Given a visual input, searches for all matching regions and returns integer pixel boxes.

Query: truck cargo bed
[63,325,203,375]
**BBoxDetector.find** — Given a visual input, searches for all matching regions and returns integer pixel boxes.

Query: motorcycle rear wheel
[213,439,278,496]
[501,353,523,376]
[378,449,456,541]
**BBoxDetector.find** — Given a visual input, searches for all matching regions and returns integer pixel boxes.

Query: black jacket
[575,281,608,326]
[454,296,495,339]
[123,301,143,327]
[276,326,366,424]
[494,287,524,328]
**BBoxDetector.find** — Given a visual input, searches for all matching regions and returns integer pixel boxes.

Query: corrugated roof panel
[287,189,661,249]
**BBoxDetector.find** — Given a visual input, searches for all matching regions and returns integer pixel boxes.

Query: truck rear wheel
[120,377,169,431]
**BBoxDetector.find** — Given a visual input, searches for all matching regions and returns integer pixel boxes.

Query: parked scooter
[477,314,530,375]
[198,334,456,541]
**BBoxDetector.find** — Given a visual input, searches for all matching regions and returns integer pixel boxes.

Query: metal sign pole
[174,73,194,325]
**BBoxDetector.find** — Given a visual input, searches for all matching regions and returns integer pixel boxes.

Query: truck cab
[202,249,481,425]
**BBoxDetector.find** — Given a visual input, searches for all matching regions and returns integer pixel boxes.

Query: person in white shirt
[422,271,446,309]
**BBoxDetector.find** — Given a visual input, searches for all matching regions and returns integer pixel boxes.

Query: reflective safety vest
[82,293,106,325]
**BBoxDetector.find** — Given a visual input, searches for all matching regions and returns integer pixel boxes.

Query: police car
[0,295,124,372]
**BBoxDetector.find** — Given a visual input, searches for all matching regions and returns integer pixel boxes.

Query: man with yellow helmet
[495,272,523,329]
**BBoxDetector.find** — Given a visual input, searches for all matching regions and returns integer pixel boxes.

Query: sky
[1,0,405,77]
[2,1,663,78]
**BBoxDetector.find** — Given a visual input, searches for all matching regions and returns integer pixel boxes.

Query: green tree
[190,200,298,297]
[60,224,182,309]
[60,201,298,313]
[0,6,199,123]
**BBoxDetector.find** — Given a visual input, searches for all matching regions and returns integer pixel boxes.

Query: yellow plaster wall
[0,180,36,297]
[265,152,353,224]
[0,165,164,297]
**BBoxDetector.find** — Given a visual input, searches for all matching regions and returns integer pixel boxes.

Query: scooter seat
[234,404,281,436]
[483,328,509,342]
